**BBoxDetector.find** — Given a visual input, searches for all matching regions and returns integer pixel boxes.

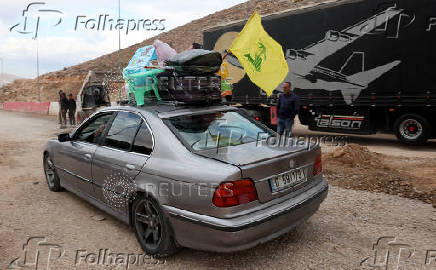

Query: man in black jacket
[60,92,69,128]
[58,90,64,124]
[67,93,77,126]
[276,82,299,136]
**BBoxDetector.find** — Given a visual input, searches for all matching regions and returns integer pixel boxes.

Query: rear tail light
[213,179,258,207]
[313,154,322,176]
[255,116,261,121]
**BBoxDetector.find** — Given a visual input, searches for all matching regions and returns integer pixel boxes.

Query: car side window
[132,121,154,155]
[75,113,114,144]
[104,112,142,151]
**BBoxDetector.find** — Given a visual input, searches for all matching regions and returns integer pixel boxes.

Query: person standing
[60,92,69,128]
[276,82,299,136]
[58,90,64,124]
[67,93,77,126]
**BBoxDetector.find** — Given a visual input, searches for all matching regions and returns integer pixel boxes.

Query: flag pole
[222,49,230,61]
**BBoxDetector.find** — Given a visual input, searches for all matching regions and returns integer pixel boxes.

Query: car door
[91,111,153,214]
[55,112,115,194]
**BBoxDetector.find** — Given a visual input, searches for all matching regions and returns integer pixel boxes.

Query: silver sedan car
[43,104,328,257]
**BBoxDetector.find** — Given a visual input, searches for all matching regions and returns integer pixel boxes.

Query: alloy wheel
[134,199,162,250]
[44,157,56,188]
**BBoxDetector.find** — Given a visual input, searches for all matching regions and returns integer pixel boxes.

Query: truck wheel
[394,114,431,145]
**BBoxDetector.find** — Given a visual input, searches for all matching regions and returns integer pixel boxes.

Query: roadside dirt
[0,111,435,269]
[323,144,436,208]
[293,119,436,159]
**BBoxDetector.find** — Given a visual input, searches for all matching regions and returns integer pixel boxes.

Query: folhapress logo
[360,236,436,269]
[9,2,63,39]
[8,237,65,270]
[10,2,166,39]
[74,15,166,35]
[8,237,166,269]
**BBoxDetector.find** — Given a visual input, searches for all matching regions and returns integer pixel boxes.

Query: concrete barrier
[3,102,51,114]
[49,102,60,116]
[3,101,117,115]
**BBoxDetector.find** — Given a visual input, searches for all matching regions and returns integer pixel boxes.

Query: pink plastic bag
[153,40,177,66]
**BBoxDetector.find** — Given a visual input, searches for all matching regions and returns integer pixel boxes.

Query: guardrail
[1,101,119,115]
[3,102,51,114]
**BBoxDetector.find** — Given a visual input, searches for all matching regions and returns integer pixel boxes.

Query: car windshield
[167,111,273,151]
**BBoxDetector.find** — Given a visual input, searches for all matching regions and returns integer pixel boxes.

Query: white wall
[48,102,60,116]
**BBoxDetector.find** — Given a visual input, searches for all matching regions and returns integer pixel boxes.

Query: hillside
[0,0,332,102]
[0,73,22,86]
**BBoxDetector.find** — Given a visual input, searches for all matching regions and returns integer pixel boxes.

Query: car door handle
[125,164,135,170]
[84,153,92,160]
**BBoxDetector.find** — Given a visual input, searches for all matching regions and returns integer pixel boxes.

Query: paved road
[0,111,435,270]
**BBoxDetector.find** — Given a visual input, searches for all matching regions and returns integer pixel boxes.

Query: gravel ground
[0,111,435,270]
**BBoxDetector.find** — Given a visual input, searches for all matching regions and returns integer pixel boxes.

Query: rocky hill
[0,73,22,86]
[1,0,331,102]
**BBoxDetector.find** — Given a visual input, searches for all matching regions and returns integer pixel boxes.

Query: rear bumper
[164,179,328,252]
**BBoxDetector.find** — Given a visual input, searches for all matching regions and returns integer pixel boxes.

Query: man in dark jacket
[276,82,299,136]
[58,90,64,124]
[67,93,77,126]
[60,92,69,128]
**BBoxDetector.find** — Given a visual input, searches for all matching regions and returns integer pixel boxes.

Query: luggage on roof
[167,49,222,76]
[124,45,224,106]
[156,72,222,105]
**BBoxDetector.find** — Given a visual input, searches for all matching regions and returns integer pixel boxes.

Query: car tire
[43,153,63,192]
[394,114,431,145]
[132,194,180,258]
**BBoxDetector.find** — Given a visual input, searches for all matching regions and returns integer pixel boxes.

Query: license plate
[270,167,306,192]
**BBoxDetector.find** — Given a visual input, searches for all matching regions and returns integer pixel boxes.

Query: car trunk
[196,141,321,203]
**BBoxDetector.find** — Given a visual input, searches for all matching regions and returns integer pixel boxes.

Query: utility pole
[0,58,5,103]
[1,58,4,103]
[117,0,122,103]
[36,39,41,102]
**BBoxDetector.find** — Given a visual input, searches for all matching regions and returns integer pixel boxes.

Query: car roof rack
[117,97,182,106]
[124,96,221,107]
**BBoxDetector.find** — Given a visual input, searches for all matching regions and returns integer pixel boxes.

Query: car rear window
[167,111,273,151]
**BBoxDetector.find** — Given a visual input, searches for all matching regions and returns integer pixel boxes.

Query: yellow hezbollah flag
[229,11,289,96]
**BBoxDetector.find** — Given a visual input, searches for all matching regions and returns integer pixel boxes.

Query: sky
[0,0,248,78]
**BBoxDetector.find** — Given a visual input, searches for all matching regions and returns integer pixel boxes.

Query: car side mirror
[58,133,71,142]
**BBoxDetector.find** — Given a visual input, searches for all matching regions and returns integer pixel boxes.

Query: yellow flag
[229,11,289,96]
